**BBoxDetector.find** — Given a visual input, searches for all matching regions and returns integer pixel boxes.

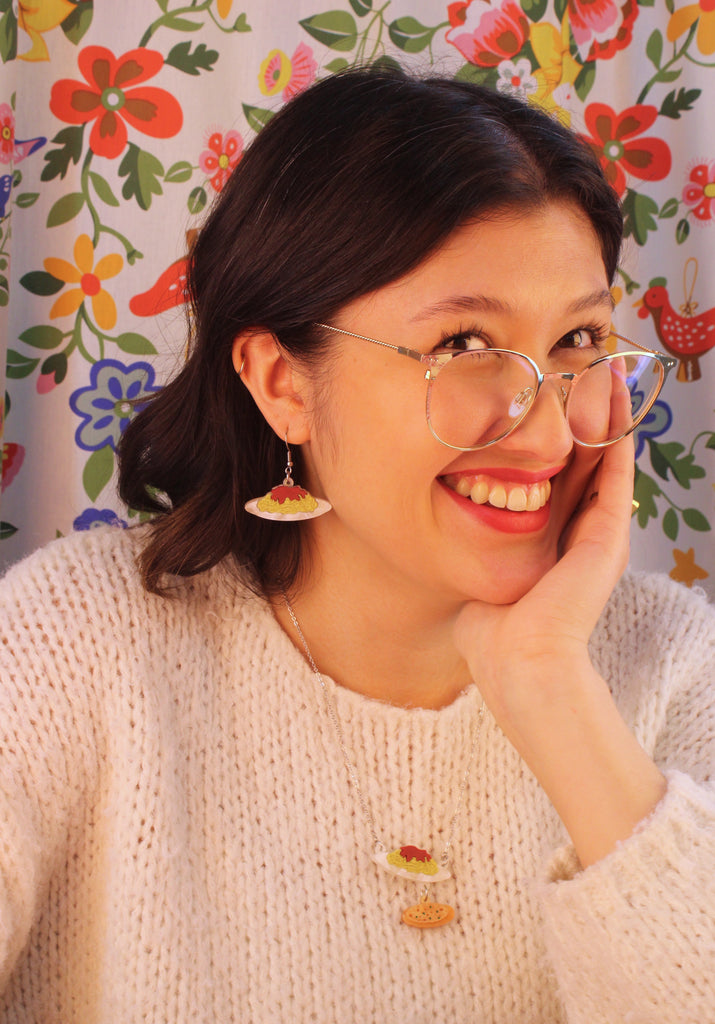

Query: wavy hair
[117,65,623,596]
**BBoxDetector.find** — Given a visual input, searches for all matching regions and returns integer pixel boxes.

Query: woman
[1,67,712,1022]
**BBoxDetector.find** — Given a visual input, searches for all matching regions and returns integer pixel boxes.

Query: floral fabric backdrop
[1,0,713,594]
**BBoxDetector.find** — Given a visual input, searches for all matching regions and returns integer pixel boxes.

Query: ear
[232,330,311,443]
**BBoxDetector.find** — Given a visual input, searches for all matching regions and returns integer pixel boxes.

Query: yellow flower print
[258,44,317,101]
[216,0,234,17]
[529,20,582,125]
[45,234,123,331]
[670,547,709,587]
[667,1,715,56]
[259,49,294,98]
[18,0,77,62]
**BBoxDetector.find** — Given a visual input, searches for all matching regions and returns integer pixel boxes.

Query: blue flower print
[632,391,673,460]
[73,507,128,531]
[69,358,159,451]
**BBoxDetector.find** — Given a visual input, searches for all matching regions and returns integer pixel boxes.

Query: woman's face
[299,202,615,609]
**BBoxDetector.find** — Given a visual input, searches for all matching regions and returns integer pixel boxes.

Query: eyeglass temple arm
[609,331,678,377]
[314,322,425,363]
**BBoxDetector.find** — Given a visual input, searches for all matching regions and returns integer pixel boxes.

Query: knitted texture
[0,527,713,1023]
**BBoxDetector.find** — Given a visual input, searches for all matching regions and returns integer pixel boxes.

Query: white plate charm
[372,845,451,883]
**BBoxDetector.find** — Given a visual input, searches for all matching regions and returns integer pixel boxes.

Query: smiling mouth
[442,473,552,512]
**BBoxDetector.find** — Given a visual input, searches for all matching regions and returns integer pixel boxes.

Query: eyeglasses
[315,323,677,451]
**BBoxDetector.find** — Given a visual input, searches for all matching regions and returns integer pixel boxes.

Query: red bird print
[129,257,189,317]
[636,283,715,382]
[129,230,197,318]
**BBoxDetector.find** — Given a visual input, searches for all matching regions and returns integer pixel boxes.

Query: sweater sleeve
[0,537,104,990]
[537,576,715,1024]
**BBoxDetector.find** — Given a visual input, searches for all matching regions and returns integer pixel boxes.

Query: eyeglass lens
[426,349,665,450]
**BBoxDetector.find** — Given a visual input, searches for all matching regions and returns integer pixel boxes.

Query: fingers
[590,433,635,517]
[564,435,634,544]
[554,435,635,622]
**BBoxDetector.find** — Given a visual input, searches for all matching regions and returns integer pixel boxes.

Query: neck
[273,558,474,710]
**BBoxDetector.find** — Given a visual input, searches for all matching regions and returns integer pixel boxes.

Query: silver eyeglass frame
[314,322,677,451]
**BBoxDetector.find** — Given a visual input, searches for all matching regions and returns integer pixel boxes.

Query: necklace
[284,595,486,929]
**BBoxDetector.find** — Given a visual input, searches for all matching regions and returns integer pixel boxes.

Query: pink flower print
[567,0,638,61]
[446,0,529,67]
[199,130,243,192]
[259,43,317,101]
[0,104,14,163]
[37,372,59,394]
[682,161,715,222]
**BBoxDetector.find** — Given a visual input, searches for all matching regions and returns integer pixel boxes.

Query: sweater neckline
[244,586,484,725]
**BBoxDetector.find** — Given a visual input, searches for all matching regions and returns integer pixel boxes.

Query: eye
[435,328,489,353]
[556,324,610,353]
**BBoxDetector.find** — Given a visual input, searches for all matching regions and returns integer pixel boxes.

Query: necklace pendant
[372,845,451,883]
[402,894,455,929]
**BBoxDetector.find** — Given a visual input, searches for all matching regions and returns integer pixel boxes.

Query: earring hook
[283,432,294,486]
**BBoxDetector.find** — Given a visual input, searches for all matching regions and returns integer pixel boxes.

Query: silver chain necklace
[284,594,486,929]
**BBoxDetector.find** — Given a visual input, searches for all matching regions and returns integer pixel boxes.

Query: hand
[454,435,666,867]
[454,434,635,713]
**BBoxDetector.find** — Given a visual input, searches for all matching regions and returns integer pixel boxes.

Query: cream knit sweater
[0,526,713,1023]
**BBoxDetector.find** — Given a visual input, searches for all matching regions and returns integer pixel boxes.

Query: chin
[460,550,559,606]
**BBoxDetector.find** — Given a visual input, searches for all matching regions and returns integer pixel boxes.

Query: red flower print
[446,0,529,67]
[568,0,638,61]
[0,103,13,163]
[49,46,183,160]
[199,130,243,193]
[683,161,715,222]
[582,103,672,197]
[2,442,25,490]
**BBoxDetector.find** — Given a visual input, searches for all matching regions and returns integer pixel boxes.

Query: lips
[442,472,552,512]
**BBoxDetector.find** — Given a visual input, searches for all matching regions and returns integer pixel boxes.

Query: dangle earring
[245,434,331,521]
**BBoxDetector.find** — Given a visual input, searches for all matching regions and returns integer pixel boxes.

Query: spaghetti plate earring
[244,436,331,521]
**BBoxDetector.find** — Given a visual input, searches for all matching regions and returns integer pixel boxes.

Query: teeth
[450,475,552,512]
[489,484,507,508]
[527,479,550,510]
[526,487,541,512]
[469,479,490,504]
[506,487,527,512]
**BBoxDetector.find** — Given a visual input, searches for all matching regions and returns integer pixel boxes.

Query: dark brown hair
[118,64,623,597]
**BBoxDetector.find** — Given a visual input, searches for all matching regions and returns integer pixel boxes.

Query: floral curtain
[1,0,713,594]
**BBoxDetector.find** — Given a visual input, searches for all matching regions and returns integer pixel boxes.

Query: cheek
[297,363,347,474]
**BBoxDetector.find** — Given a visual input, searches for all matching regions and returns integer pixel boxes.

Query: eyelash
[435,324,487,352]
[435,321,612,353]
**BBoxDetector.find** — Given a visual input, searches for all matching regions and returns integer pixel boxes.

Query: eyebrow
[409,289,616,322]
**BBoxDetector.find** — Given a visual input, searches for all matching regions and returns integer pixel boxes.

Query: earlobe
[232,330,311,443]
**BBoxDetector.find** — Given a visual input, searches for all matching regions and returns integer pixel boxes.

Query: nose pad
[509,386,535,418]
[543,373,575,415]
[542,374,576,431]
[503,373,575,456]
